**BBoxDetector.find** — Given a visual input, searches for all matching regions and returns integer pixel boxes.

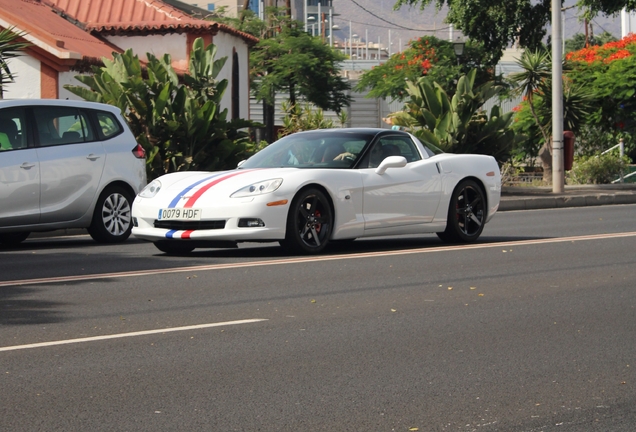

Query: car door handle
[86,154,101,161]
[20,162,36,169]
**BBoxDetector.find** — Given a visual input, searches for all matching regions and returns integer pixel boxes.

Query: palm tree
[509,49,553,182]
[0,27,31,99]
[509,49,552,145]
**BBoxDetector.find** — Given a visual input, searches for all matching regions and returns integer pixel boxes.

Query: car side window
[0,108,27,151]
[32,106,94,147]
[378,136,422,163]
[359,135,424,168]
[95,111,123,139]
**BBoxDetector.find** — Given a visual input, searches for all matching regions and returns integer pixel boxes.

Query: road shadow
[0,236,147,252]
[176,235,549,259]
[0,285,68,325]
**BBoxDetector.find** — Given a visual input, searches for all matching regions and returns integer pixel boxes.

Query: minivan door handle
[86,154,101,161]
[20,162,36,169]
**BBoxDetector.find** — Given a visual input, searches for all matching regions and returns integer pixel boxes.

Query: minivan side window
[32,106,94,146]
[0,108,27,151]
[95,111,123,139]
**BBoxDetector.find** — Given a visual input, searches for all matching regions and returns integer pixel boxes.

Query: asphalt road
[1,205,635,431]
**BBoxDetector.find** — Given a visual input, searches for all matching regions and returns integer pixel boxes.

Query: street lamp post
[331,23,339,47]
[307,15,315,36]
[353,34,358,60]
[453,38,465,65]
[552,0,564,193]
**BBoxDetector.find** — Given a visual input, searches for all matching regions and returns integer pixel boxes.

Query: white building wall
[59,71,84,101]
[214,31,250,119]
[5,56,41,99]
[105,33,189,70]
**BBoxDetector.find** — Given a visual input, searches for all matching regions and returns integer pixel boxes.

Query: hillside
[331,0,623,50]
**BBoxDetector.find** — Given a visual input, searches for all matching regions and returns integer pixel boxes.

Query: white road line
[1,231,635,288]
[0,319,268,352]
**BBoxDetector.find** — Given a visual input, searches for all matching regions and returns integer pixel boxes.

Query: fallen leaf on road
[478,293,484,297]
[391,309,397,312]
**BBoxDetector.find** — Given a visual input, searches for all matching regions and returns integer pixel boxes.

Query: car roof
[0,99,122,114]
[290,128,408,137]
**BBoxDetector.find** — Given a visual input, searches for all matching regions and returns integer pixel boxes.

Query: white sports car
[131,128,501,254]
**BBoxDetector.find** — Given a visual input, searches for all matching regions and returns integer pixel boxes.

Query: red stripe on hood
[183,170,254,208]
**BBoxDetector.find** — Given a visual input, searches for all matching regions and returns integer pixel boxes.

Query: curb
[499,187,636,211]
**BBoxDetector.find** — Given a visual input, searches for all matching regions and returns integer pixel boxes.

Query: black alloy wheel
[437,179,486,243]
[282,188,333,254]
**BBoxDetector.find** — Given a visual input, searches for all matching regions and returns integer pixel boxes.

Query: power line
[346,0,450,32]
[335,17,450,33]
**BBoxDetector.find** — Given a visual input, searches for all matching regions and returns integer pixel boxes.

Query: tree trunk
[289,81,296,107]
[539,143,552,184]
[239,0,250,22]
[263,99,275,143]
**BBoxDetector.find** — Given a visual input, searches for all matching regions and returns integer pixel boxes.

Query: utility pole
[552,0,564,193]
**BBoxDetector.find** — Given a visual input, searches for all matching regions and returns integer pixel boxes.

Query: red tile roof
[0,0,121,66]
[42,0,258,44]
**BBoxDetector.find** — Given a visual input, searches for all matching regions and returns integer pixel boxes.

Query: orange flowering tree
[566,33,636,158]
[355,36,496,101]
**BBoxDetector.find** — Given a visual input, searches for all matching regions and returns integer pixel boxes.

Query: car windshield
[239,130,377,169]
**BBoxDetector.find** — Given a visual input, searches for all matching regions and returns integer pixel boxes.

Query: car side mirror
[375,156,407,175]
[237,160,246,167]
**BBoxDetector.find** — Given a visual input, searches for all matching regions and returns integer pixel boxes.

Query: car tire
[281,188,333,255]
[88,186,133,243]
[0,232,30,245]
[154,241,196,255]
[437,179,486,243]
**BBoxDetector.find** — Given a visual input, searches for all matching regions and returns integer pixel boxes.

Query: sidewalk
[500,183,636,211]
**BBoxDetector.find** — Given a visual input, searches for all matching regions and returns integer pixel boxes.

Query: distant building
[176,0,260,15]
[621,9,636,37]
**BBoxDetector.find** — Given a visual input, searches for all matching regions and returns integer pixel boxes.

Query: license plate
[158,208,202,220]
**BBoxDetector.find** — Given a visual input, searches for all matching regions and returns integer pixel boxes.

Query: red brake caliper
[314,210,322,233]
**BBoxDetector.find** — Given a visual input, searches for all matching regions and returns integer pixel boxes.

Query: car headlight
[231,178,283,198]
[139,179,162,198]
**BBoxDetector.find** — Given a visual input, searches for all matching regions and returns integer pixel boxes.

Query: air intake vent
[154,220,226,230]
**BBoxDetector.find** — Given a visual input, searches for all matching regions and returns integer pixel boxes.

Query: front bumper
[131,196,290,243]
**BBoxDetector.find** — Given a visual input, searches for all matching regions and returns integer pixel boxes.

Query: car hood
[155,168,290,206]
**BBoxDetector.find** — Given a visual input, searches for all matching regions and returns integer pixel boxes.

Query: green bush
[389,69,519,160]
[574,125,636,160]
[278,101,347,138]
[567,153,630,184]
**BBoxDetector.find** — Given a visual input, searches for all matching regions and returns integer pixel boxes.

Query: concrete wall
[213,31,251,119]
[6,56,41,99]
[106,33,189,70]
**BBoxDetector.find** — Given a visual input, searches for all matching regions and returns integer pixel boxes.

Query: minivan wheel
[88,186,133,243]
[0,232,30,245]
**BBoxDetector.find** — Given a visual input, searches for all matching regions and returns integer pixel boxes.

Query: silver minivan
[0,99,146,245]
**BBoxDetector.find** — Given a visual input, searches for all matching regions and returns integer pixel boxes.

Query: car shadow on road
[0,236,147,252]
[0,286,68,325]
[180,235,549,259]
